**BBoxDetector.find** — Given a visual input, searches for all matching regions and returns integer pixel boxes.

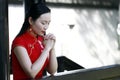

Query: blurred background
[8,0,120,79]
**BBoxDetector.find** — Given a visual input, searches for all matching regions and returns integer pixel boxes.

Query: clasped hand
[43,33,56,50]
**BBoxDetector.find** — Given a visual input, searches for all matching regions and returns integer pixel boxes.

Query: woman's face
[30,12,51,36]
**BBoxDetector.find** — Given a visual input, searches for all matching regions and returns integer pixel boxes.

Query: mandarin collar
[25,31,44,42]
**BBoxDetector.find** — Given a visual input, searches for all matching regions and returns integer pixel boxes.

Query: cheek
[32,24,42,33]
[35,23,42,30]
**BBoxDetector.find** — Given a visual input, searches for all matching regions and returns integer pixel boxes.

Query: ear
[28,17,34,25]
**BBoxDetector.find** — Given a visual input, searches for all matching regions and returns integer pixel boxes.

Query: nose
[44,26,47,30]
[44,25,48,30]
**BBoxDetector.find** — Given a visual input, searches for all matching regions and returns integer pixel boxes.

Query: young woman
[11,3,58,80]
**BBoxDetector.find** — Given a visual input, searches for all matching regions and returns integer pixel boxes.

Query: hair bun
[34,0,46,5]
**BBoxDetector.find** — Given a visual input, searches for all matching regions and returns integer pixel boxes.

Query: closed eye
[41,21,50,25]
[41,22,46,25]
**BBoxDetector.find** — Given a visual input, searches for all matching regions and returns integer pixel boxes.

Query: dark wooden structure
[41,64,120,80]
[0,0,9,80]
[57,56,84,72]
[9,0,119,9]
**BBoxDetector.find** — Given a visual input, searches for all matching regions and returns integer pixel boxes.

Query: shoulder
[12,34,27,49]
[13,35,26,44]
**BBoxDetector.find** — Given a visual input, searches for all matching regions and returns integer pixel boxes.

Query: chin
[38,33,44,37]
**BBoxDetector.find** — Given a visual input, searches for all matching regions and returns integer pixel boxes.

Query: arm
[14,40,54,78]
[46,48,58,75]
[44,33,58,75]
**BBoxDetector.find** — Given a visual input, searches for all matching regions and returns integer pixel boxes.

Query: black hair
[16,3,51,37]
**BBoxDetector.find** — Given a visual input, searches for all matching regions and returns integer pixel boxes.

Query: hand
[44,33,56,49]
[43,39,54,50]
[44,33,56,42]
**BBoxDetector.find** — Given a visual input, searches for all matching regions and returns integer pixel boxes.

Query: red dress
[11,32,49,80]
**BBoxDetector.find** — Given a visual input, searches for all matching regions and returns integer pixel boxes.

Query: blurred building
[1,0,120,80]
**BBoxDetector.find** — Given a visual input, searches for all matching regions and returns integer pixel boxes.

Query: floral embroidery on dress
[28,40,44,56]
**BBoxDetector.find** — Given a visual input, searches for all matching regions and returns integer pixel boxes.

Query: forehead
[38,12,51,21]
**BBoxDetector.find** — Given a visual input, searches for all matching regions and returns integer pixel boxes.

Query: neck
[27,29,38,38]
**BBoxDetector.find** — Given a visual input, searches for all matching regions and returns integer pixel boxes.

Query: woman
[11,3,58,80]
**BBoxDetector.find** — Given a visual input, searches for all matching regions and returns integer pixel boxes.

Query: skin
[13,12,58,78]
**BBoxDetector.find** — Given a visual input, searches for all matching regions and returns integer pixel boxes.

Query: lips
[42,31,45,34]
[41,31,46,36]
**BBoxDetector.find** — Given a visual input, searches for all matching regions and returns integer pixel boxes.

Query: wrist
[44,46,51,52]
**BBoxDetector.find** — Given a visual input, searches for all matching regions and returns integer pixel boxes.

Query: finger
[44,33,51,39]
[44,33,55,40]
[51,35,56,41]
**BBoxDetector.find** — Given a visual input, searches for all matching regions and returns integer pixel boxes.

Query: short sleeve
[12,36,26,50]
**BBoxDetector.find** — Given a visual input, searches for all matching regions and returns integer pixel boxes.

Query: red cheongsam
[11,31,49,80]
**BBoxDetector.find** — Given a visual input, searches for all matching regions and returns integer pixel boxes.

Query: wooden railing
[42,64,120,80]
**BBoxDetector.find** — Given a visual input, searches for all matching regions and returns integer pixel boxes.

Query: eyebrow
[42,20,51,23]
